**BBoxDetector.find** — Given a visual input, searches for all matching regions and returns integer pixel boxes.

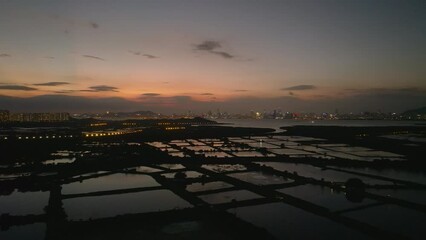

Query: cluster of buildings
[202,109,425,121]
[0,110,70,122]
[202,109,339,120]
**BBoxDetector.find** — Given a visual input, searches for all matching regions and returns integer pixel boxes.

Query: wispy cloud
[129,50,141,55]
[53,90,77,94]
[34,82,70,86]
[143,54,158,59]
[0,85,38,91]
[200,93,214,95]
[82,55,106,61]
[195,41,221,51]
[281,85,316,91]
[129,51,158,59]
[194,40,235,59]
[141,93,161,97]
[234,89,249,92]
[0,53,11,57]
[90,22,99,29]
[212,51,234,59]
[81,85,118,92]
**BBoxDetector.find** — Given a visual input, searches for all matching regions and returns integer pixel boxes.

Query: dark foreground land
[1,123,425,239]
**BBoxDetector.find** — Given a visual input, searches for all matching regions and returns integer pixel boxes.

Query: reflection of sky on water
[229,203,372,240]
[278,184,377,211]
[0,190,49,216]
[186,181,233,192]
[228,171,293,186]
[336,167,426,185]
[259,162,392,185]
[199,190,262,204]
[161,171,204,179]
[62,173,160,194]
[64,190,191,220]
[2,157,425,239]
[202,164,247,173]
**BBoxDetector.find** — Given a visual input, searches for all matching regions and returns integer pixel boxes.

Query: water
[0,190,49,216]
[43,158,75,165]
[199,190,262,204]
[278,184,377,211]
[228,171,294,186]
[186,181,233,192]
[343,204,426,239]
[229,202,372,239]
[62,173,160,195]
[0,223,46,240]
[64,190,191,220]
[366,188,426,205]
[202,164,247,173]
[162,171,205,179]
[258,162,392,185]
[334,166,426,185]
[216,119,425,131]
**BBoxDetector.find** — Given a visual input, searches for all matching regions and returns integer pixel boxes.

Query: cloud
[281,85,317,91]
[211,51,234,59]
[82,55,106,61]
[90,22,99,29]
[195,41,222,51]
[129,51,158,59]
[129,51,141,56]
[194,40,235,59]
[142,54,158,59]
[34,82,70,86]
[141,93,161,97]
[52,90,77,94]
[0,53,11,57]
[0,85,38,91]
[44,56,55,59]
[81,85,119,92]
[234,89,249,92]
[200,93,214,95]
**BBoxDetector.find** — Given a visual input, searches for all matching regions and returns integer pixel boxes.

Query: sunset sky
[1,0,425,113]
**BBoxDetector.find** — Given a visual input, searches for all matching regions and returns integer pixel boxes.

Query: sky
[0,0,425,114]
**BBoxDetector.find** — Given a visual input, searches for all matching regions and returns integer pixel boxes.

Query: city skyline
[1,0,426,113]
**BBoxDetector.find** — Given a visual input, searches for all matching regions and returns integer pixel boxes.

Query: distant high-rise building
[0,110,10,122]
[9,112,70,122]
